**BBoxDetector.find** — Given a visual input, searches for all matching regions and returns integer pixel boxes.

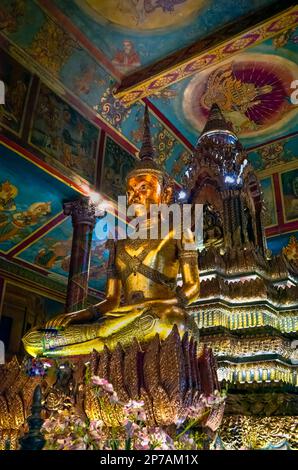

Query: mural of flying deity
[0,141,78,253]
[183,54,298,139]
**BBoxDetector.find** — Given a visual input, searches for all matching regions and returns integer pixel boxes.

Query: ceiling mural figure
[0,200,51,244]
[112,40,141,74]
[184,53,298,139]
[76,0,206,31]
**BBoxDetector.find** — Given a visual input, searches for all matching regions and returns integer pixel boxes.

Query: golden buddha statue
[23,106,200,358]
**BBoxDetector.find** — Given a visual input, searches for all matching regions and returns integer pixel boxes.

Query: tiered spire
[139,104,155,161]
[199,103,235,140]
[126,105,164,182]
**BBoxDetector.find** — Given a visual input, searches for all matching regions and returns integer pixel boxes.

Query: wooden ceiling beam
[115,1,298,106]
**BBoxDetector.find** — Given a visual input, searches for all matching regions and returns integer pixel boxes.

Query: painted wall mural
[27,18,79,77]
[94,86,132,129]
[0,48,31,136]
[30,83,100,184]
[248,136,298,172]
[19,216,110,294]
[281,168,298,222]
[260,177,277,227]
[101,136,137,200]
[0,141,78,253]
[30,218,73,276]
[267,231,298,256]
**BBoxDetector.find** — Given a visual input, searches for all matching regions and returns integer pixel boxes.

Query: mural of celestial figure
[79,0,204,30]
[0,202,51,242]
[35,239,72,270]
[112,40,141,74]
[0,181,18,212]
[184,54,298,139]
[201,64,273,132]
[73,62,104,95]
[260,177,277,227]
[283,236,298,265]
[281,169,298,222]
[117,0,188,25]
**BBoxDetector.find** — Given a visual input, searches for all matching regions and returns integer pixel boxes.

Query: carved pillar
[63,197,97,313]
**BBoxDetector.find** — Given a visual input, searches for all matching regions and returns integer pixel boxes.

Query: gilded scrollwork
[219,415,298,449]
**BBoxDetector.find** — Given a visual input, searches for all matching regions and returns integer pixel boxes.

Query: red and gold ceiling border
[115,2,298,106]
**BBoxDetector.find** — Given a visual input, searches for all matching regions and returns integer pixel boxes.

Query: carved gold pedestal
[77,326,220,427]
[0,327,222,448]
[0,357,41,450]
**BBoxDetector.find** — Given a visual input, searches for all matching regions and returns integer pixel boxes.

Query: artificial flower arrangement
[42,375,225,450]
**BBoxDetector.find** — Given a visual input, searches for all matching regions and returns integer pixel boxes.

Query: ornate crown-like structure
[126,105,166,184]
[185,103,248,190]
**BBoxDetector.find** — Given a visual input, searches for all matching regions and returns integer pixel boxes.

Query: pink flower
[91,376,109,386]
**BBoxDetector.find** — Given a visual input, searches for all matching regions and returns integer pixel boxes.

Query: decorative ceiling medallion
[183,53,298,138]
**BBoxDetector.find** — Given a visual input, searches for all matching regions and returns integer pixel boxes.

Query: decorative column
[63,197,97,313]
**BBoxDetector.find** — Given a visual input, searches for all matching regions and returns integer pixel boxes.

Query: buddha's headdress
[126,105,167,185]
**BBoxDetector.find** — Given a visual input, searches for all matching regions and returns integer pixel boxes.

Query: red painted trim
[37,0,122,81]
[247,131,298,152]
[144,98,194,152]
[266,221,298,237]
[7,213,67,258]
[0,252,52,276]
[0,135,88,194]
[272,173,284,227]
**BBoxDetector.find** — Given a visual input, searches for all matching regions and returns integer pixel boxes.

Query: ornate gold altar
[0,105,222,449]
[183,104,298,449]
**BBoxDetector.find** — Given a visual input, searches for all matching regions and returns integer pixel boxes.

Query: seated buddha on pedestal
[23,107,200,358]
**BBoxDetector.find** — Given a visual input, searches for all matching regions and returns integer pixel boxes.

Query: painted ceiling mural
[0,0,298,298]
[0,48,32,137]
[0,141,79,254]
[30,82,100,184]
[148,29,298,147]
[55,0,276,71]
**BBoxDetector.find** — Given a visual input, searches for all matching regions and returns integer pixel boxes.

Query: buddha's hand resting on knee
[45,308,94,328]
[130,299,186,324]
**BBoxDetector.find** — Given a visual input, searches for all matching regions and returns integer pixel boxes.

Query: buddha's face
[127,174,162,216]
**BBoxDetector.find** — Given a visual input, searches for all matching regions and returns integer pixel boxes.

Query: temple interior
[0,0,298,451]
